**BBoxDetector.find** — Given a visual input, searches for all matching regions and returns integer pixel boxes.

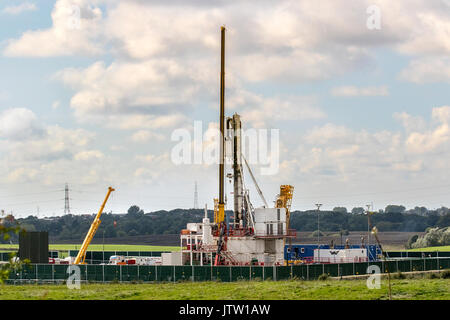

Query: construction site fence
[67,250,170,264]
[386,251,450,258]
[0,251,59,261]
[1,251,169,263]
[4,257,450,284]
[3,250,449,263]
[2,250,450,264]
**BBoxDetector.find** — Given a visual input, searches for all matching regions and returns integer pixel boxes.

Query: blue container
[284,244,381,262]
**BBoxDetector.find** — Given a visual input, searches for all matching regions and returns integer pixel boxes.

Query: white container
[314,248,368,263]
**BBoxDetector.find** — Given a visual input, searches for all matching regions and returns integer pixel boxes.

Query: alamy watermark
[366,265,381,289]
[171,121,280,176]
[67,265,81,289]
[366,4,381,30]
[65,4,81,30]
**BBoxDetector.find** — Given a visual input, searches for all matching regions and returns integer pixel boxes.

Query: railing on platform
[254,229,297,238]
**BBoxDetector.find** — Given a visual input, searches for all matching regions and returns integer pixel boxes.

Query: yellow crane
[74,187,115,264]
[275,185,294,265]
[276,185,294,228]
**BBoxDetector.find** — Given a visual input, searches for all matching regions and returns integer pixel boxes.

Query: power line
[64,183,71,214]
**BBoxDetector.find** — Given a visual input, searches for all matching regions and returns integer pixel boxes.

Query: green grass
[409,246,450,252]
[0,278,449,300]
[0,244,180,252]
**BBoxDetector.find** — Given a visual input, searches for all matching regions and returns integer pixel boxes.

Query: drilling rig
[173,27,296,267]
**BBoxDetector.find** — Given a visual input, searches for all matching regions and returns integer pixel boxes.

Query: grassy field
[0,277,449,300]
[409,246,450,252]
[0,244,180,252]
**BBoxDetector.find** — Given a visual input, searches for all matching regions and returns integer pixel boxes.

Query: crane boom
[243,155,269,208]
[74,186,115,264]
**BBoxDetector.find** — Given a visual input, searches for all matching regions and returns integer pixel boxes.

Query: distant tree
[406,206,428,216]
[0,216,28,283]
[385,205,406,214]
[351,207,365,215]
[437,207,450,216]
[333,207,348,214]
[127,205,144,217]
[406,234,419,249]
[437,214,450,228]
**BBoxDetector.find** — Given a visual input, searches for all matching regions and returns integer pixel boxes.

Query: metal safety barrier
[4,257,449,284]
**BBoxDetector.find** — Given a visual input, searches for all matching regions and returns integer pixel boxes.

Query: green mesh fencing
[263,266,274,280]
[87,265,104,282]
[274,266,290,280]
[292,265,307,279]
[53,264,68,281]
[121,265,139,282]
[211,266,231,282]
[307,264,323,280]
[230,266,250,281]
[251,266,263,280]
[338,263,353,277]
[175,266,192,282]
[439,258,450,269]
[103,265,120,282]
[410,259,425,272]
[36,264,53,280]
[425,258,438,271]
[21,264,36,280]
[157,265,175,282]
[353,262,368,276]
[192,265,211,281]
[6,257,450,283]
[397,260,411,272]
[383,261,397,273]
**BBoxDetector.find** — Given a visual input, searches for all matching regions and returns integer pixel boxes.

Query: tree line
[1,204,449,242]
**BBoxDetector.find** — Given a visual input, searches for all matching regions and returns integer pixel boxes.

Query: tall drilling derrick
[217,26,226,226]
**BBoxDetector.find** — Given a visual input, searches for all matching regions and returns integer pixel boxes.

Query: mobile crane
[74,186,115,264]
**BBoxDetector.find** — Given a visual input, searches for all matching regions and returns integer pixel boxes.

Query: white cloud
[399,57,450,83]
[285,107,450,191]
[331,86,389,97]
[405,106,450,154]
[131,130,165,143]
[4,0,103,57]
[2,2,37,15]
[7,167,39,183]
[52,101,61,109]
[0,108,45,140]
[74,150,104,161]
[56,60,199,128]
[229,89,325,128]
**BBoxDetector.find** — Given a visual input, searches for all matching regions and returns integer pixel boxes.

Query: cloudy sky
[1,0,450,217]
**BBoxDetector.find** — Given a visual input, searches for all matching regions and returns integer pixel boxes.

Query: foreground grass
[0,244,180,252]
[409,246,450,252]
[1,277,448,300]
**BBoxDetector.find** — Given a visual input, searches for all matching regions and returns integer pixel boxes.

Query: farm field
[409,246,450,252]
[0,277,449,300]
[0,244,180,252]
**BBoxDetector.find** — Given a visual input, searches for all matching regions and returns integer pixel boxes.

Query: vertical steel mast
[218,26,226,225]
[232,114,243,227]
[214,26,227,266]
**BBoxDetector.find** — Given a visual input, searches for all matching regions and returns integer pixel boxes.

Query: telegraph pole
[194,181,199,209]
[366,204,371,246]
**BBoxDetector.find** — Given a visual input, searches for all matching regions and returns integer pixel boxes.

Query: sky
[1,0,450,218]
